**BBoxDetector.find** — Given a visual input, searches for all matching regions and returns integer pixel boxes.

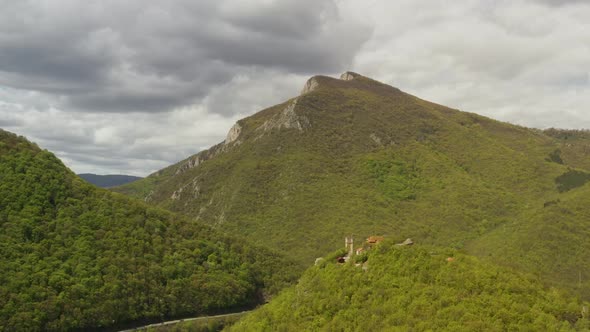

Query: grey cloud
[531,0,590,6]
[0,118,24,127]
[65,63,236,112]
[0,97,244,175]
[203,69,305,116]
[59,149,172,176]
[61,152,131,168]
[69,89,194,113]
[0,102,24,127]
[0,0,370,113]
[0,36,112,86]
[221,0,333,39]
[34,129,95,147]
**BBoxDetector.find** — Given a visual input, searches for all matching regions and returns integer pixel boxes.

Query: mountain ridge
[117,71,456,191]
[113,72,590,299]
[78,173,143,188]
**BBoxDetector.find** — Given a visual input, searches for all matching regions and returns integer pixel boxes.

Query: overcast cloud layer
[1,0,589,176]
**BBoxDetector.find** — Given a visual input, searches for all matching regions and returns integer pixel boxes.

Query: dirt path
[118,310,250,331]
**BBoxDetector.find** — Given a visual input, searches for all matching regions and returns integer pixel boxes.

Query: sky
[1,0,589,176]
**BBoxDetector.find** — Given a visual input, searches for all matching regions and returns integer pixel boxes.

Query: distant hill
[114,72,590,300]
[78,173,142,188]
[230,243,589,331]
[0,129,299,331]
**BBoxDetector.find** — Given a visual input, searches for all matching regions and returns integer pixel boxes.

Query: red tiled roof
[367,236,384,244]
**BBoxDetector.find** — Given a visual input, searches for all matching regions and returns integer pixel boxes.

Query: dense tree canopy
[231,242,590,331]
[0,130,299,331]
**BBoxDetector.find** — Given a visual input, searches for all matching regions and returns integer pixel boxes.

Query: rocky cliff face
[340,71,360,81]
[301,71,361,95]
[257,99,310,133]
[301,77,319,94]
[174,121,244,177]
[225,122,242,145]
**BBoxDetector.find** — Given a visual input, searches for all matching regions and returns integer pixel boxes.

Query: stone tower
[345,236,354,256]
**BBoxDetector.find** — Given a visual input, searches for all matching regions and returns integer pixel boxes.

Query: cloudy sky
[1,0,589,176]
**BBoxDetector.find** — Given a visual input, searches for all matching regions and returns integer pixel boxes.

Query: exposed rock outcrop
[340,71,360,81]
[175,121,244,177]
[396,238,414,246]
[225,122,242,145]
[175,155,201,175]
[258,99,310,133]
[301,77,319,94]
[370,133,383,145]
[171,177,202,200]
[301,72,359,94]
[174,142,223,176]
[144,190,154,202]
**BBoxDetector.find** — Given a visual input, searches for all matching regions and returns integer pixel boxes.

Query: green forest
[0,130,299,331]
[231,242,590,331]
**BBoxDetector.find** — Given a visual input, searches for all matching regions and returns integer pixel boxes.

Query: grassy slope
[0,130,299,331]
[230,243,589,331]
[543,128,590,171]
[114,74,590,298]
[468,180,590,299]
[464,128,590,299]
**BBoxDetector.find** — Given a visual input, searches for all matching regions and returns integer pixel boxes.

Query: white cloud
[346,0,590,128]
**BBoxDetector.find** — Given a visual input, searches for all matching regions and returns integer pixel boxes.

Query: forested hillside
[230,242,589,331]
[0,129,299,331]
[114,73,590,299]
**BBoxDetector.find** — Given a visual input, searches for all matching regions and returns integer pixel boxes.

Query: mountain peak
[339,71,361,81]
[300,76,319,95]
[301,71,362,95]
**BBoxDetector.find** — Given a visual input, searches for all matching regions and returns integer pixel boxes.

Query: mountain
[0,129,299,331]
[114,72,590,299]
[78,173,142,188]
[230,243,589,331]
